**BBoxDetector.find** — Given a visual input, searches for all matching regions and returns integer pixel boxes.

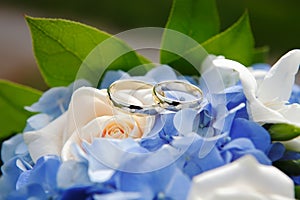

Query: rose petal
[23,113,67,163]
[64,87,113,143]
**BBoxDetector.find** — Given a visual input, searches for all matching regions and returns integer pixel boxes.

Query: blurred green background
[0,0,299,90]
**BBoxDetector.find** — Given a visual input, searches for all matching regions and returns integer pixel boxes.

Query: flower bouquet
[1,0,300,199]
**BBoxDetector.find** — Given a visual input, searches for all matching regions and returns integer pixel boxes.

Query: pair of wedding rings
[107,79,204,115]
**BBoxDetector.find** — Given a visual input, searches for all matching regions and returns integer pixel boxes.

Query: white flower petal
[23,112,67,163]
[279,103,300,126]
[281,135,300,152]
[213,56,300,125]
[61,116,112,161]
[257,49,300,103]
[213,58,282,123]
[187,156,294,200]
[279,104,300,151]
[213,58,257,101]
[247,98,289,124]
[63,87,113,144]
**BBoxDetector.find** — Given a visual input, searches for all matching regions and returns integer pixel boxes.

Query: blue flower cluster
[24,79,91,131]
[0,66,288,200]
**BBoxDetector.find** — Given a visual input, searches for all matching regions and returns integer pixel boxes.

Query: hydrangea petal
[230,118,271,152]
[173,109,199,135]
[115,164,189,200]
[94,192,141,200]
[164,168,191,199]
[145,65,178,82]
[24,113,52,131]
[25,87,69,115]
[7,183,47,200]
[221,138,271,165]
[82,138,180,173]
[0,157,23,198]
[100,70,130,89]
[16,156,60,194]
[57,160,91,188]
[1,134,26,163]
[266,143,285,162]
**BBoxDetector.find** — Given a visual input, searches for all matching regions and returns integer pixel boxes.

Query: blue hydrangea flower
[172,134,225,178]
[16,156,61,197]
[113,164,190,200]
[0,134,33,199]
[266,142,285,162]
[1,134,28,163]
[100,70,130,89]
[141,114,179,151]
[79,137,192,199]
[0,157,26,199]
[219,118,272,165]
[223,85,248,119]
[230,118,271,152]
[100,65,196,89]
[24,79,90,131]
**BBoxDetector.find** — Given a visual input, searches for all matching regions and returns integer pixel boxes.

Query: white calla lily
[213,50,300,150]
[187,155,295,200]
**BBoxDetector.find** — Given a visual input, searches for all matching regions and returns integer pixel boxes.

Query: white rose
[187,156,295,200]
[24,87,154,162]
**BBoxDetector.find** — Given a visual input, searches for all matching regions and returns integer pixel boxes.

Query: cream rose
[24,87,154,162]
[187,156,295,200]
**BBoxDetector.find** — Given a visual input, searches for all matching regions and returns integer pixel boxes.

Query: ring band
[153,80,203,111]
[108,79,203,115]
[108,80,161,115]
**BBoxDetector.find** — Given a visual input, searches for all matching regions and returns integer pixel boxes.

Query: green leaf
[0,80,41,140]
[273,159,300,176]
[163,0,219,44]
[203,12,255,66]
[26,16,150,87]
[264,123,300,141]
[295,186,300,199]
[160,0,219,75]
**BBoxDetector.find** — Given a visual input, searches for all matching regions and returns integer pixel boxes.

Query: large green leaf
[203,12,255,66]
[163,0,219,44]
[26,16,149,87]
[0,80,41,140]
[160,0,219,75]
